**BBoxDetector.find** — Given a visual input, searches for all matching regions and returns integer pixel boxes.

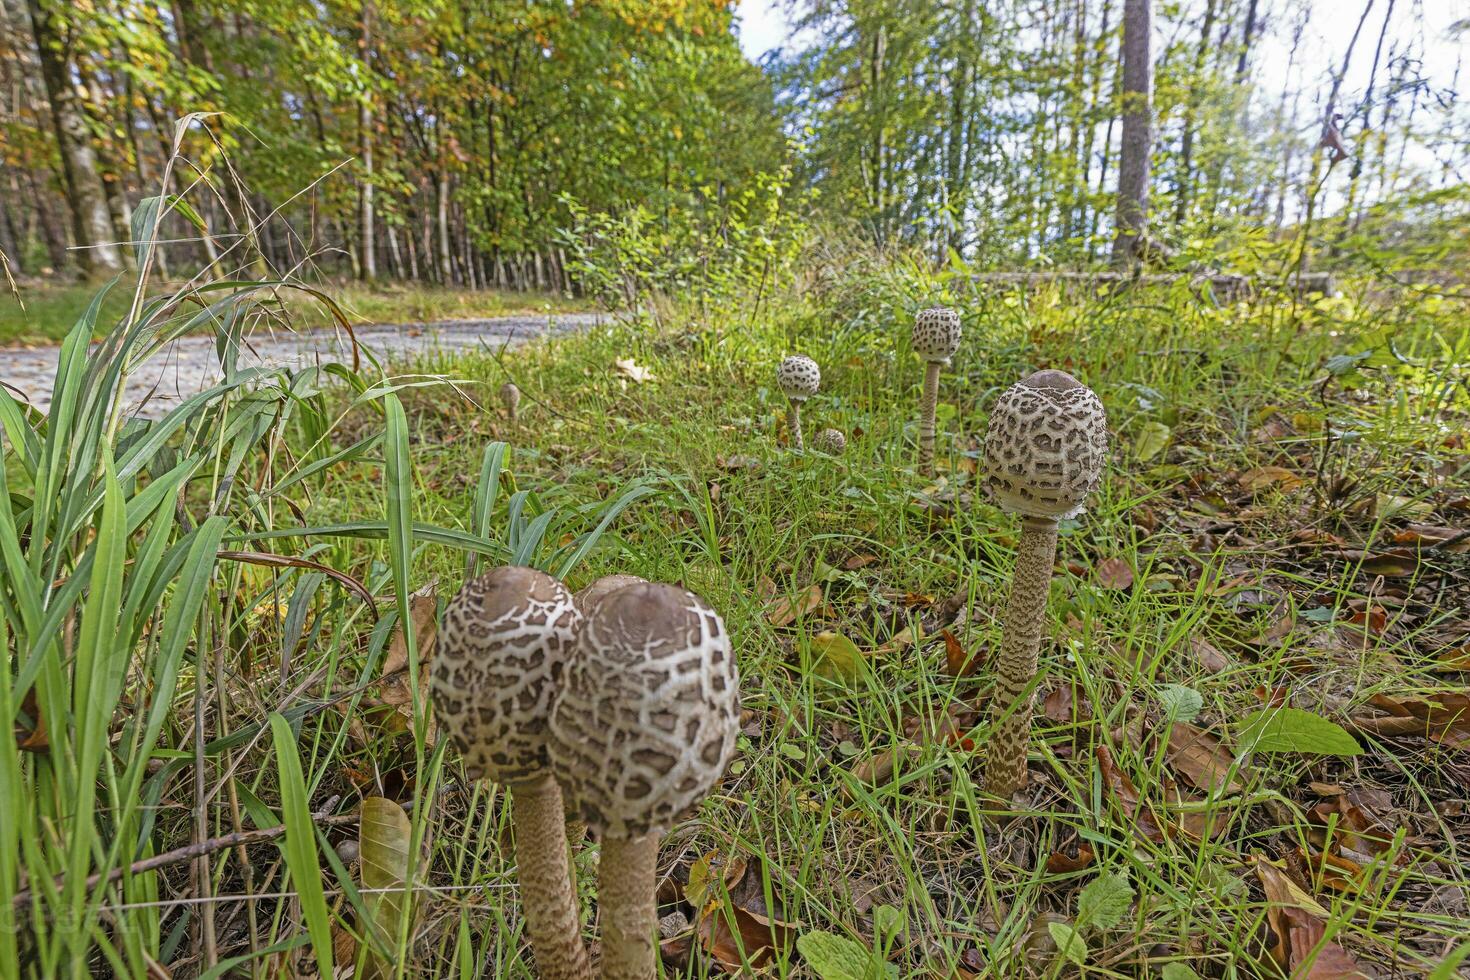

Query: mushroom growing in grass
[776,355,820,449]
[572,573,648,616]
[812,428,846,456]
[550,583,740,980]
[981,370,1106,799]
[912,307,962,473]
[500,381,521,423]
[432,566,592,980]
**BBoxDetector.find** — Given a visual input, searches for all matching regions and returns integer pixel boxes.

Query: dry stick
[984,516,1060,798]
[598,834,660,980]
[510,777,593,980]
[918,359,942,473]
[12,801,357,911]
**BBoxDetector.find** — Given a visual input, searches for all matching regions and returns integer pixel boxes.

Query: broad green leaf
[796,931,894,980]
[1047,921,1087,967]
[1157,684,1203,723]
[1161,963,1203,980]
[1077,871,1133,929]
[1236,707,1362,756]
[269,714,334,975]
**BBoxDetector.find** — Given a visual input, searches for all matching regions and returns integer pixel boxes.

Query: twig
[12,797,354,911]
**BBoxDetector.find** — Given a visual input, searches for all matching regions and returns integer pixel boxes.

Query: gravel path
[0,313,605,417]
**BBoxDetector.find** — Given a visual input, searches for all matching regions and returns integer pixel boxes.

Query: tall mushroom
[432,566,592,980]
[572,573,648,616]
[549,583,740,980]
[981,370,1107,799]
[912,307,962,473]
[500,381,522,423]
[776,355,820,450]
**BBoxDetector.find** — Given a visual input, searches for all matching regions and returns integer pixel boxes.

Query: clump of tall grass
[0,180,649,976]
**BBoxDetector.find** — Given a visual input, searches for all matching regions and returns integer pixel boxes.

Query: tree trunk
[357,0,376,280]
[436,170,453,285]
[0,187,23,274]
[26,0,124,276]
[1111,0,1152,267]
[1174,0,1217,224]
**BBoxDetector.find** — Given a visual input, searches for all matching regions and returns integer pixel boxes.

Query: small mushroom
[911,307,962,474]
[811,428,846,456]
[550,583,739,980]
[500,381,522,423]
[432,566,592,980]
[572,573,648,616]
[775,355,820,450]
[981,370,1106,799]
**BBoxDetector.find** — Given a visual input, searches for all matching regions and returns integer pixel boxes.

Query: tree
[24,0,123,275]
[1111,0,1153,267]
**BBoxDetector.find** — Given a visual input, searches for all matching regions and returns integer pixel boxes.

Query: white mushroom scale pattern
[550,583,740,840]
[984,369,1108,520]
[775,355,821,401]
[911,307,962,363]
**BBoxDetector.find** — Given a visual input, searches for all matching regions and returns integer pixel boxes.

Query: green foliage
[1235,707,1364,756]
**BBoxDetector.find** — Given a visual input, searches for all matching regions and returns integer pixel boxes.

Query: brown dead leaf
[765,584,822,627]
[1166,721,1244,794]
[942,629,983,677]
[842,553,880,570]
[688,854,798,972]
[1188,635,1233,674]
[1095,557,1135,590]
[1393,524,1470,553]
[848,744,924,792]
[15,687,47,752]
[380,585,439,700]
[1354,692,1470,749]
[1096,744,1165,843]
[1044,838,1095,873]
[1252,855,1367,977]
[1240,466,1305,492]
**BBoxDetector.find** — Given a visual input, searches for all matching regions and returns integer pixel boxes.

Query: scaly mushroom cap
[549,583,739,839]
[911,307,962,363]
[984,370,1107,520]
[432,566,582,784]
[776,355,820,403]
[811,428,846,456]
[573,573,648,615]
[500,381,521,409]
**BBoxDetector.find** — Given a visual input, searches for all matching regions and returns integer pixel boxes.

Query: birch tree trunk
[1111,0,1152,267]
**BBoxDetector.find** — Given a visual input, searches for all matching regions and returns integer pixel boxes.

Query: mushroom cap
[911,307,962,363]
[549,583,739,839]
[776,355,820,402]
[984,370,1107,520]
[573,573,648,615]
[499,381,521,406]
[811,428,846,456]
[432,566,582,784]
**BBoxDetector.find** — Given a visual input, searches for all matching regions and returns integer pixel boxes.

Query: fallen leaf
[1166,721,1244,794]
[1188,635,1232,674]
[809,631,866,683]
[614,357,654,383]
[766,584,823,627]
[1239,466,1304,492]
[1254,856,1366,977]
[1096,745,1165,843]
[1352,692,1470,750]
[942,629,982,677]
[1095,557,1134,590]
[1044,838,1095,874]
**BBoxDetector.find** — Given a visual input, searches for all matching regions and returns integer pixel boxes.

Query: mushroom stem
[789,401,805,450]
[918,359,942,472]
[984,515,1059,799]
[597,833,660,980]
[511,776,592,980]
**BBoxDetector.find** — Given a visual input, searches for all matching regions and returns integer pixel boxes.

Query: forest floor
[6,271,1469,977]
[0,279,589,345]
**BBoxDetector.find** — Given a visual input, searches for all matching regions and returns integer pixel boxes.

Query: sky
[732,0,1469,111]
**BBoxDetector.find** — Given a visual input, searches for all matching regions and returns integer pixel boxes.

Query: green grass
[0,279,590,344]
[4,258,1468,977]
